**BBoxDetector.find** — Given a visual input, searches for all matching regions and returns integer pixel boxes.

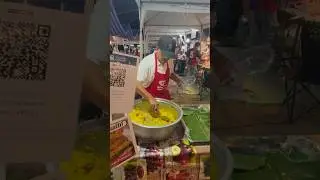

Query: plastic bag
[177,76,199,95]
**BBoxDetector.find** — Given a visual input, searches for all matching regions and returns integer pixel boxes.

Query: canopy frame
[136,0,210,59]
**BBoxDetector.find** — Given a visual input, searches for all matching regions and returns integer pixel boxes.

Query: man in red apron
[136,36,183,111]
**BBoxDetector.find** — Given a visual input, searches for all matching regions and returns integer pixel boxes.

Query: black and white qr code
[0,19,51,81]
[110,67,126,87]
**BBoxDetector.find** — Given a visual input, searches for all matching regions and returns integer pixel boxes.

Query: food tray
[180,104,210,145]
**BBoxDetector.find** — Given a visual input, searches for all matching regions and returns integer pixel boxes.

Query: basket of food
[128,98,183,141]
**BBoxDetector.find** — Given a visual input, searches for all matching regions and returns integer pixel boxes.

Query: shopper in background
[110,44,113,54]
[174,47,180,73]
[186,42,201,76]
[135,48,140,57]
[177,49,187,76]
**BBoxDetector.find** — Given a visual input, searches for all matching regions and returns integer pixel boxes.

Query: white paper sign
[0,2,88,162]
[110,52,139,114]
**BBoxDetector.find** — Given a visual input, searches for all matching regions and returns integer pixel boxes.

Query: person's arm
[170,73,182,86]
[135,61,158,111]
[168,60,183,86]
[82,60,108,112]
[136,82,154,101]
[136,82,158,112]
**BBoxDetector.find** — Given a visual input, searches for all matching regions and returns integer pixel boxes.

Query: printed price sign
[0,2,87,162]
[110,52,139,114]
[110,114,138,169]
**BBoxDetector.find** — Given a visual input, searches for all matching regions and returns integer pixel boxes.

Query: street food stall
[111,100,211,180]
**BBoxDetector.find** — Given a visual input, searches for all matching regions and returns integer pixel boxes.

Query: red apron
[145,52,171,100]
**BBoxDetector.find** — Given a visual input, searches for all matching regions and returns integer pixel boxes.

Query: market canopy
[136,0,210,28]
[135,0,210,57]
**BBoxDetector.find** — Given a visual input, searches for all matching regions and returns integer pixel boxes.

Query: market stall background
[135,0,210,58]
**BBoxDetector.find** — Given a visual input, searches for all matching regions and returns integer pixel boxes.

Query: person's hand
[148,97,159,114]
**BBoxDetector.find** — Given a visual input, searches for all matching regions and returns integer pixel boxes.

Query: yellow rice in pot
[129,101,178,126]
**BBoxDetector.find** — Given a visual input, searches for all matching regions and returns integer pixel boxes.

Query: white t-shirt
[86,0,108,64]
[137,52,174,88]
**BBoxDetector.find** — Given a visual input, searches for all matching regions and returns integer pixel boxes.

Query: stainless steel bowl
[130,98,183,141]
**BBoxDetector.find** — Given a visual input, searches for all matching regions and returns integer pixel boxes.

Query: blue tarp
[111,0,139,39]
[110,0,128,38]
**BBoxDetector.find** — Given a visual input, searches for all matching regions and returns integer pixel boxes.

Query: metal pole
[139,9,145,61]
[145,32,149,55]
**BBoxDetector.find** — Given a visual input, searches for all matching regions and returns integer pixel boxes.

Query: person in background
[136,36,183,112]
[135,48,140,57]
[177,49,187,76]
[118,45,124,53]
[173,47,180,73]
[110,44,114,54]
[186,42,201,76]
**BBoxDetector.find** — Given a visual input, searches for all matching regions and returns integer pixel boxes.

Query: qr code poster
[110,52,139,114]
[0,19,50,81]
[0,2,88,162]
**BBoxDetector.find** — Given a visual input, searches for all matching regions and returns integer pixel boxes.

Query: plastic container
[177,76,200,95]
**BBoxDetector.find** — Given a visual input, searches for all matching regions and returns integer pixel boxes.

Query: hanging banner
[110,52,139,114]
[0,2,88,162]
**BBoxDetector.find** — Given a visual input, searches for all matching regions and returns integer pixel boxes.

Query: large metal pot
[130,98,183,141]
